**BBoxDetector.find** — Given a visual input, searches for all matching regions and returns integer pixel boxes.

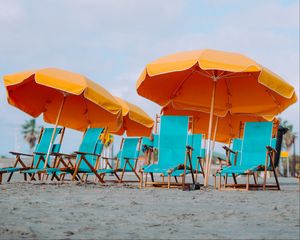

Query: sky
[0,0,299,155]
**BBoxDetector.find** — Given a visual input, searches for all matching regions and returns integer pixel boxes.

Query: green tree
[279,118,297,177]
[22,119,40,151]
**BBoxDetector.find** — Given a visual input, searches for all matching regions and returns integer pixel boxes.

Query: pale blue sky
[0,0,299,155]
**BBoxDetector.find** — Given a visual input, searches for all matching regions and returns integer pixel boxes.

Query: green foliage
[21,119,41,150]
[278,117,297,150]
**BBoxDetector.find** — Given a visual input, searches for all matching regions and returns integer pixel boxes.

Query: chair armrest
[186,145,194,151]
[51,152,76,158]
[74,151,102,157]
[9,151,33,157]
[217,157,227,162]
[102,157,118,160]
[33,152,47,156]
[123,156,139,161]
[166,164,184,174]
[143,144,153,150]
[222,146,236,154]
[266,146,277,153]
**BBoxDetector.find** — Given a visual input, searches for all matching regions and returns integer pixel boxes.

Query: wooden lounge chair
[47,128,105,183]
[98,137,142,183]
[140,116,192,189]
[217,122,280,191]
[214,138,243,188]
[0,127,64,183]
[161,134,205,184]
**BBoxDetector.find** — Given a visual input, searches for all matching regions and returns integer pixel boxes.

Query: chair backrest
[153,134,159,149]
[76,128,104,170]
[34,128,62,169]
[141,136,154,148]
[187,134,202,171]
[157,116,189,169]
[118,138,141,170]
[240,122,273,168]
[230,138,242,166]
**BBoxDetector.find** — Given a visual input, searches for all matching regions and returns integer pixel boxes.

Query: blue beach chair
[0,127,64,183]
[218,122,279,190]
[99,137,142,182]
[214,138,242,188]
[47,128,105,183]
[161,134,205,183]
[141,116,191,189]
[21,128,65,180]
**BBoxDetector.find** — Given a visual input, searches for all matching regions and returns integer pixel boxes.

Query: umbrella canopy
[137,49,297,117]
[113,96,154,137]
[4,68,122,131]
[162,103,276,143]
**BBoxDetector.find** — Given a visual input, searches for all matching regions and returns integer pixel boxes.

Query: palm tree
[22,119,40,151]
[279,118,297,177]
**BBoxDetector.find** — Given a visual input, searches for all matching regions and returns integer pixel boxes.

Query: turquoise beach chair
[21,128,64,180]
[161,134,205,182]
[218,122,279,190]
[0,127,64,183]
[47,128,105,183]
[99,137,142,182]
[214,138,242,188]
[141,116,191,189]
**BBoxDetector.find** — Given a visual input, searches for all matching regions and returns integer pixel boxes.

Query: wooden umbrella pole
[204,79,217,187]
[208,116,219,179]
[44,95,66,168]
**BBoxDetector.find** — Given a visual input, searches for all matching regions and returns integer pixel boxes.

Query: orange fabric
[137,49,297,117]
[113,97,154,137]
[162,103,277,143]
[4,68,122,131]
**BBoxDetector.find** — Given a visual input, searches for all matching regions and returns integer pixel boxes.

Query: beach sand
[0,158,299,239]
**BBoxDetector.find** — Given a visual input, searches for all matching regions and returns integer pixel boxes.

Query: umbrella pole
[44,95,66,168]
[204,79,217,187]
[208,116,219,178]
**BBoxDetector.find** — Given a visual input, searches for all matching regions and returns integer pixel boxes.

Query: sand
[0,158,299,240]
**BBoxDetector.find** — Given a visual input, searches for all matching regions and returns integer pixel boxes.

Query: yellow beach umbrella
[113,96,154,137]
[4,68,123,166]
[136,49,297,186]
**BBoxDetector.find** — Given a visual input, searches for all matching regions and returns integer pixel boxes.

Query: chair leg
[168,174,171,189]
[23,173,27,181]
[127,161,140,181]
[263,168,267,191]
[246,174,250,191]
[0,173,2,184]
[253,174,257,184]
[174,176,178,183]
[218,174,222,190]
[140,171,143,188]
[232,174,237,185]
[7,172,14,183]
[273,168,280,190]
[214,175,216,190]
[150,173,154,182]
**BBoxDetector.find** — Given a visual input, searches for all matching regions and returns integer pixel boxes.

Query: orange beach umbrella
[113,96,154,137]
[4,68,123,166]
[136,49,297,186]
